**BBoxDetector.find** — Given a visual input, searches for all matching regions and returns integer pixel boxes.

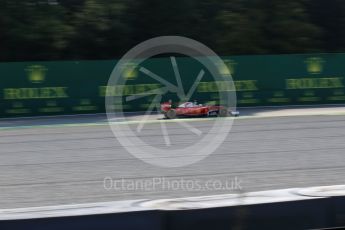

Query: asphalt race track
[0,109,345,209]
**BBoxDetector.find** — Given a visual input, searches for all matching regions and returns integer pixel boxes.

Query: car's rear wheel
[218,108,228,117]
[166,109,177,119]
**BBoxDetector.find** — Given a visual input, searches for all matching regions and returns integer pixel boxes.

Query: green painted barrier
[225,54,345,106]
[1,53,345,118]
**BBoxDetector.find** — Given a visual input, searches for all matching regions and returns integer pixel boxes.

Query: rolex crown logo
[26,65,47,83]
[222,59,237,76]
[306,57,324,75]
[123,63,138,80]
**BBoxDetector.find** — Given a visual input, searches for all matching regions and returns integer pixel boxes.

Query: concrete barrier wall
[0,198,343,230]
[0,211,164,230]
[1,186,344,230]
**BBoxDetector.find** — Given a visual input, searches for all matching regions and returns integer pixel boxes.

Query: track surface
[0,110,345,209]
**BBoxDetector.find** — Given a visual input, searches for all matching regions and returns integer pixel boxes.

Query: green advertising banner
[1,60,113,117]
[223,54,345,106]
[1,53,345,118]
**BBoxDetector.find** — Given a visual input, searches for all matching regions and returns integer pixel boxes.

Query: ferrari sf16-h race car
[160,101,239,119]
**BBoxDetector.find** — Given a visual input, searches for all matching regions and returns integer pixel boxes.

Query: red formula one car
[160,101,239,119]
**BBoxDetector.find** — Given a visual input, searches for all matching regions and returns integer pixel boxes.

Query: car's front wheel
[218,108,228,117]
[166,109,177,119]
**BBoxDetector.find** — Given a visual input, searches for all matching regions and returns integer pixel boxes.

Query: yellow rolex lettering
[27,88,38,98]
[40,88,51,98]
[286,77,344,89]
[331,78,344,88]
[54,87,68,98]
[4,88,18,100]
[197,82,218,92]
[99,84,161,97]
[3,87,68,99]
[122,85,133,95]
[286,79,297,89]
[235,80,258,91]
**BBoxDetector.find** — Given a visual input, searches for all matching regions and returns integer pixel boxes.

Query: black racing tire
[166,109,177,119]
[218,108,228,117]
